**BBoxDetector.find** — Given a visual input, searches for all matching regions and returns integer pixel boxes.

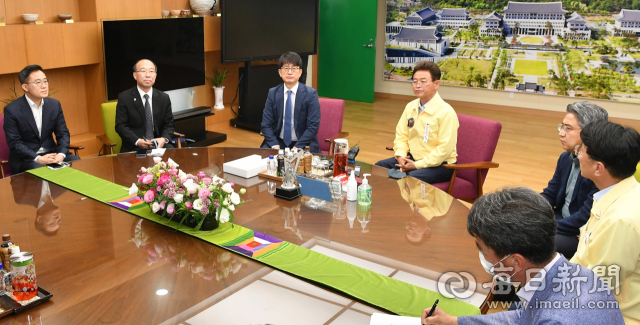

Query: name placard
[0,23,5,27]
[192,15,199,17]
[35,21,44,25]
[65,19,74,23]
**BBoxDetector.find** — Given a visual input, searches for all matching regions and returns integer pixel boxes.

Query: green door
[318,0,377,103]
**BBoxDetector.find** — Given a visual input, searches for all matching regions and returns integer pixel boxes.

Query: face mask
[479,251,516,283]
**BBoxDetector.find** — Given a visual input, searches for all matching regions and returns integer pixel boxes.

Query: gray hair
[133,59,158,73]
[467,187,557,265]
[566,101,608,129]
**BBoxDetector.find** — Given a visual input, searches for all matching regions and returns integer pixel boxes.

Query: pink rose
[160,201,166,209]
[167,203,175,215]
[169,168,178,176]
[142,174,154,184]
[203,178,212,186]
[185,201,193,210]
[198,188,211,200]
[138,175,145,183]
[144,190,155,203]
[152,202,161,213]
[229,182,235,187]
[197,171,206,179]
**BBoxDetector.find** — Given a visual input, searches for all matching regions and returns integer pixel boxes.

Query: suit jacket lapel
[20,96,40,138]
[276,84,285,132]
[293,84,304,129]
[152,88,162,136]
[132,87,147,122]
[571,174,583,203]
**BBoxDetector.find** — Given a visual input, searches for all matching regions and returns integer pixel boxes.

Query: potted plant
[206,68,230,111]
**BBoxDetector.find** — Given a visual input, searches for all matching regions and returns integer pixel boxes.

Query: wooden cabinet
[0,25,28,74]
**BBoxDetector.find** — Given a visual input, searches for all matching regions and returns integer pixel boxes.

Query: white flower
[228,204,235,211]
[141,167,147,173]
[183,179,194,188]
[223,198,229,207]
[212,175,221,183]
[187,185,198,195]
[208,185,215,191]
[219,208,230,223]
[222,183,233,193]
[174,194,184,203]
[152,202,161,213]
[129,183,139,195]
[178,170,187,180]
[230,192,240,205]
[193,199,204,211]
[153,157,162,164]
[167,158,179,168]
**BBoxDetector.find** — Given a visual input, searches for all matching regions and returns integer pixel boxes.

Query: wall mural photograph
[385,0,640,103]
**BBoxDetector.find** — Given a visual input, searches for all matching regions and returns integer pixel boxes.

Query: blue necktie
[283,90,293,146]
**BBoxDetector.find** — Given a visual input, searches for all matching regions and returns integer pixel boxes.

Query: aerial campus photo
[385,0,640,103]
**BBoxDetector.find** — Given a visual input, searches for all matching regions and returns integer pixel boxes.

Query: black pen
[426,299,439,318]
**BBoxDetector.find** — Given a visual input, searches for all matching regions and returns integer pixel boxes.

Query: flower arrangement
[129,158,246,230]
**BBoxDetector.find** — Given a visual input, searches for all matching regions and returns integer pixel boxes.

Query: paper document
[370,313,422,325]
[148,148,166,157]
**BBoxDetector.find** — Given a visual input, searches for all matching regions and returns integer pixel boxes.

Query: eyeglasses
[574,144,584,156]
[28,79,50,87]
[558,123,581,134]
[137,69,156,74]
[412,80,432,86]
[280,67,300,72]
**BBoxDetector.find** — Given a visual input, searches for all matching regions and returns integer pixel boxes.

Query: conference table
[0,147,492,324]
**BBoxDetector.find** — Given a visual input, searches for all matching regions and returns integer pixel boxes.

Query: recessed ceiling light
[156,289,168,296]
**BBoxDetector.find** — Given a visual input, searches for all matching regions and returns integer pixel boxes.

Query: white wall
[375,0,640,120]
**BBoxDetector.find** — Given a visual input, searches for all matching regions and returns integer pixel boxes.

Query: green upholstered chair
[635,163,640,183]
[97,102,184,155]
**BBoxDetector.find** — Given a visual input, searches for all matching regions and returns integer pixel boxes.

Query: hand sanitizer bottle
[358,174,372,206]
[347,170,357,201]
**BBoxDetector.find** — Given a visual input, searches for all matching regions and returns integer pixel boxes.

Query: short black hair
[467,187,557,265]
[19,65,44,84]
[133,59,158,73]
[581,121,640,180]
[278,52,303,69]
[412,61,441,81]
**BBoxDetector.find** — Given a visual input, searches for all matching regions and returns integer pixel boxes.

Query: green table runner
[27,167,480,317]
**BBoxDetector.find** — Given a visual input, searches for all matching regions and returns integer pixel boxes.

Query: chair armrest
[97,135,117,147]
[173,132,185,149]
[0,160,8,179]
[442,162,499,169]
[324,131,349,143]
[68,145,85,157]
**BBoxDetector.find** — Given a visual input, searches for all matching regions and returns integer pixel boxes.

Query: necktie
[144,94,153,140]
[283,90,293,146]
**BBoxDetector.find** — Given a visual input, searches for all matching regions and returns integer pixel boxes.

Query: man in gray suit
[421,187,623,325]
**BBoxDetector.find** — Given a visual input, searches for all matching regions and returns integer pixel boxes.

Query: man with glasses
[375,61,458,184]
[260,52,321,152]
[115,59,175,153]
[540,101,607,259]
[3,65,80,174]
[571,121,640,324]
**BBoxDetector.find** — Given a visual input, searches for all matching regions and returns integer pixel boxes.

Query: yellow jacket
[393,93,458,169]
[570,176,640,324]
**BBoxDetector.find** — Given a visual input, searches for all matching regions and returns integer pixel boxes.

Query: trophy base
[274,186,301,201]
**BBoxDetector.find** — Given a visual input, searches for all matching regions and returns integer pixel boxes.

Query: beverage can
[9,252,37,301]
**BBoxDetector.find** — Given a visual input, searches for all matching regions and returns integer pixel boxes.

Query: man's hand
[396,156,416,172]
[52,154,64,164]
[152,138,167,148]
[271,145,281,150]
[421,306,458,325]
[36,153,57,165]
[137,139,153,149]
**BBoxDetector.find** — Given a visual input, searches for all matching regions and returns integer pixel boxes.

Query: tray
[0,286,53,318]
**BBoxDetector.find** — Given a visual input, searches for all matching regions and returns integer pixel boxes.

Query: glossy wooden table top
[0,148,491,324]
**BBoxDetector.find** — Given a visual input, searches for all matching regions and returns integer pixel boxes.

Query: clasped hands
[395,155,417,173]
[137,138,166,149]
[36,153,64,165]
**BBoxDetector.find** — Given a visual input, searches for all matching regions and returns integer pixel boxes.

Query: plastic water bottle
[268,156,275,175]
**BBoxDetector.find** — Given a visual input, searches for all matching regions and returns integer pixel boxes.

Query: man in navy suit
[421,187,623,325]
[3,65,80,174]
[541,101,607,259]
[260,52,321,153]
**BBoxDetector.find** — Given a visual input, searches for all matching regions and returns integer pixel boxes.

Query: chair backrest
[100,102,123,154]
[455,113,502,192]
[635,163,640,183]
[0,114,11,177]
[317,98,345,154]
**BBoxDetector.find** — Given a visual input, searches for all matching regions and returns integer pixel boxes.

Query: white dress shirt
[37,181,54,209]
[136,86,153,146]
[516,252,561,306]
[24,95,65,161]
[278,82,299,142]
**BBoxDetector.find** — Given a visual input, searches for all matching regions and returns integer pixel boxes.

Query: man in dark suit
[11,176,66,236]
[541,101,607,259]
[115,59,175,153]
[260,52,321,153]
[3,65,80,174]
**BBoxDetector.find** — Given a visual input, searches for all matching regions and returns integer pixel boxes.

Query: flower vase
[213,86,225,110]
[183,214,219,231]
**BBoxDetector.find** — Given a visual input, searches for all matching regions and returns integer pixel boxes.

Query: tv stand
[174,107,227,147]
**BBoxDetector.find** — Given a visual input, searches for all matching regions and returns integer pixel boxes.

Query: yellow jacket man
[571,121,640,324]
[376,61,458,184]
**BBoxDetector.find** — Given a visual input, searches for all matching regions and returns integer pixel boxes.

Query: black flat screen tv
[103,18,205,101]
[222,0,318,63]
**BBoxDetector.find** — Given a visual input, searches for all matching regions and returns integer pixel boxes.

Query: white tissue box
[222,154,268,178]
